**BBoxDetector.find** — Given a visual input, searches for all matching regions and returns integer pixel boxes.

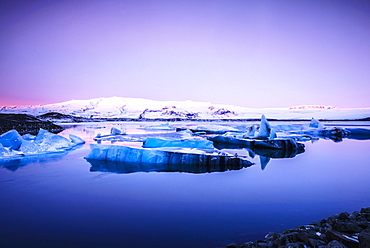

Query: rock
[326,240,348,248]
[264,232,280,241]
[226,243,238,248]
[333,220,363,233]
[349,211,360,220]
[282,243,301,248]
[0,113,64,135]
[356,221,370,229]
[360,208,370,214]
[223,208,370,248]
[358,228,370,248]
[326,230,359,248]
[276,232,300,246]
[339,212,350,220]
[307,238,326,247]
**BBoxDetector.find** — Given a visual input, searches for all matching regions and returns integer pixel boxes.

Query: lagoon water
[1,122,370,248]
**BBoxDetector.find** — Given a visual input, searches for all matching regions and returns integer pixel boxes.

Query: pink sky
[1,0,369,108]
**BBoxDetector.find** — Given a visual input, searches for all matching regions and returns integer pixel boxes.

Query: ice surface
[0,130,23,150]
[142,137,214,149]
[0,143,22,158]
[34,129,73,151]
[22,133,36,141]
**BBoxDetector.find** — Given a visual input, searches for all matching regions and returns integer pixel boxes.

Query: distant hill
[0,113,64,135]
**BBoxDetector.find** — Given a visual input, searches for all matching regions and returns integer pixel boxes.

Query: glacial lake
[1,121,370,248]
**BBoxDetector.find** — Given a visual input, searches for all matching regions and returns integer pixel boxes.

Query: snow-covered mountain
[1,96,370,120]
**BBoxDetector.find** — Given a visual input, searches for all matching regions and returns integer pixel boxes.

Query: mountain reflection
[87,159,253,174]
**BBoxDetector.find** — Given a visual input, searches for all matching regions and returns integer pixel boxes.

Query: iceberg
[0,129,85,159]
[142,137,214,149]
[85,144,253,168]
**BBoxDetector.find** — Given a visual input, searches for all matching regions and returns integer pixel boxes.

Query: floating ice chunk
[138,123,176,131]
[69,134,86,145]
[0,130,23,150]
[142,137,214,149]
[110,127,122,135]
[308,118,325,129]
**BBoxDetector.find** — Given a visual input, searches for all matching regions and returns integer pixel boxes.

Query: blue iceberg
[0,129,85,160]
[85,144,253,168]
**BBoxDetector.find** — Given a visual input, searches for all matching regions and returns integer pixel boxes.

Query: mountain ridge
[1,96,370,121]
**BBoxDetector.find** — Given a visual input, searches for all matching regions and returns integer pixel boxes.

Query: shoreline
[225,207,370,248]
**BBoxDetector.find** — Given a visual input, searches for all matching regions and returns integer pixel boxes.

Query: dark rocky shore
[0,113,64,135]
[225,207,370,248]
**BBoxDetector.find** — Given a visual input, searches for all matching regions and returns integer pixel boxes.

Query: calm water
[1,122,370,248]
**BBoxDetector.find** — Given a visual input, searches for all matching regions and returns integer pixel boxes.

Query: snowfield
[1,96,370,120]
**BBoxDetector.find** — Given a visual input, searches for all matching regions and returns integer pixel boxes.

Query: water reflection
[87,159,253,174]
[0,145,83,171]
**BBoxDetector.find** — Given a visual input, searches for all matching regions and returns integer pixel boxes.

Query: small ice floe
[110,127,124,135]
[138,123,176,131]
[94,127,127,142]
[142,137,214,149]
[0,129,85,160]
[186,125,240,134]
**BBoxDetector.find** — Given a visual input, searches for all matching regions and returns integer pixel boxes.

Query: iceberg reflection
[87,159,253,174]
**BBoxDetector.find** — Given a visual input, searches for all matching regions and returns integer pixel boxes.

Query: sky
[0,0,369,108]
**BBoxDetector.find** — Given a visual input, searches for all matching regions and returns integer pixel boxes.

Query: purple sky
[1,0,369,108]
